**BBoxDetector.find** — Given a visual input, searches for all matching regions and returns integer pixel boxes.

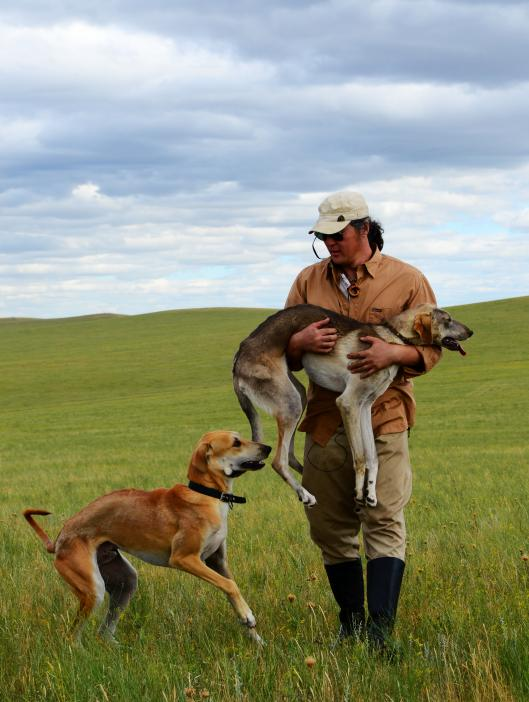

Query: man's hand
[294,317,338,353]
[286,317,338,369]
[348,336,421,378]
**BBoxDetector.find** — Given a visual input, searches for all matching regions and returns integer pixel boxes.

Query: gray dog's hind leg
[97,542,138,642]
[287,370,306,474]
[233,381,264,442]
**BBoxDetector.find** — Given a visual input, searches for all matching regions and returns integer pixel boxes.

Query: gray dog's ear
[413,312,433,344]
[191,442,212,472]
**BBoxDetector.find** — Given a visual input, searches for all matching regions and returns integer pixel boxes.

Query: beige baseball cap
[309,191,370,235]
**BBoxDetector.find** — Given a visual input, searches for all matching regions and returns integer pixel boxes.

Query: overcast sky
[1,0,528,318]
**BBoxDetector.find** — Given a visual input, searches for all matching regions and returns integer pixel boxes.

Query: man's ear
[413,313,433,344]
[191,442,212,472]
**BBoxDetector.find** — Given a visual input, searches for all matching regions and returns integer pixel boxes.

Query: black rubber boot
[366,556,405,657]
[324,559,365,640]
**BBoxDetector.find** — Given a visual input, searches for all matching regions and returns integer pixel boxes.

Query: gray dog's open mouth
[442,337,467,355]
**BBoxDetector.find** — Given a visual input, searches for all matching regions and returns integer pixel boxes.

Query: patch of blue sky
[431,218,502,236]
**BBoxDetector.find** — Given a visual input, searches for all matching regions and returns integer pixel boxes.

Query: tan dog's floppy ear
[190,441,212,473]
[413,313,433,344]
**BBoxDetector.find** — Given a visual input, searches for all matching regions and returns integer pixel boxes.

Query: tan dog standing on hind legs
[23,431,271,645]
[233,303,472,507]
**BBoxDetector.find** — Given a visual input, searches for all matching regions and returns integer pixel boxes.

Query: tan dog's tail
[23,509,56,553]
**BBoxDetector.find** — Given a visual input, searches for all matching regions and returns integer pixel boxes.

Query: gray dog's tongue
[443,338,467,355]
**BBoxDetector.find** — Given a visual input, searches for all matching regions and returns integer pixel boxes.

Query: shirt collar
[325,247,383,281]
[364,247,383,277]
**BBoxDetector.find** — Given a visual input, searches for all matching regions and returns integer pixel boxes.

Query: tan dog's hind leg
[54,540,105,643]
[169,548,263,644]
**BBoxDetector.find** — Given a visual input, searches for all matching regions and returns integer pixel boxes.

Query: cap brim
[308,220,349,235]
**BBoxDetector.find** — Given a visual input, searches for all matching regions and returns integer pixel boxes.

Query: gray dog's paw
[298,487,317,507]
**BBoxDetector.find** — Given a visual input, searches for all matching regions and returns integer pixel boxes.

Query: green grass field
[1,297,528,702]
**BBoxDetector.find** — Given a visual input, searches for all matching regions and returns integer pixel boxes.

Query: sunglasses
[313,230,345,242]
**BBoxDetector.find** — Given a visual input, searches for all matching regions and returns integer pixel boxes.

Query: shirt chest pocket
[367,307,394,324]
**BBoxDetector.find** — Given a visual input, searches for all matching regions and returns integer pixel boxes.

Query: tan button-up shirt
[285,249,441,446]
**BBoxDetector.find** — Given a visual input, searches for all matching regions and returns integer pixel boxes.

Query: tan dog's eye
[233,437,241,448]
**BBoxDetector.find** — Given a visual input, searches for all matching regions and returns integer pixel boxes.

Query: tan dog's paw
[247,628,265,646]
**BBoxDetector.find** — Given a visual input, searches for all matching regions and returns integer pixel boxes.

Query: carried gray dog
[233,303,472,508]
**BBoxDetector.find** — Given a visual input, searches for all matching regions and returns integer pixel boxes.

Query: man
[285,191,440,651]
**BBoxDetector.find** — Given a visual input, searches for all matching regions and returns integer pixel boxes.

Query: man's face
[324,222,369,266]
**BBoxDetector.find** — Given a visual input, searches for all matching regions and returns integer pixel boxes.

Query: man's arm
[284,271,339,369]
[286,318,338,370]
[347,337,422,379]
[347,273,441,379]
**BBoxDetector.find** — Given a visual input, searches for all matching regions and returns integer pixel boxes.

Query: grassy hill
[1,297,528,701]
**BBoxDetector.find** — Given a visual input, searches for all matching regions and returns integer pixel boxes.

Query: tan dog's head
[409,304,473,354]
[189,431,271,487]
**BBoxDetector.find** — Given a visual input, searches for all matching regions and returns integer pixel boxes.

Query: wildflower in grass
[200,690,210,699]
[522,554,528,561]
[305,656,316,668]
[287,593,296,602]
[184,687,196,698]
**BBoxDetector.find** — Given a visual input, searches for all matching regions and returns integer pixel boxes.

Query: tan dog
[23,431,271,645]
[233,303,472,508]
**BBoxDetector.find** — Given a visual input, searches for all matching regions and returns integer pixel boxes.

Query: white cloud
[72,182,107,202]
[0,119,42,153]
[314,80,529,123]
[0,20,274,98]
[0,5,528,318]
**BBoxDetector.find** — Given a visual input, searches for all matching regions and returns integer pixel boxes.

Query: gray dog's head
[407,304,473,354]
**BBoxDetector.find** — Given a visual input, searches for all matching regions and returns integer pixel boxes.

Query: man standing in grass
[285,191,440,652]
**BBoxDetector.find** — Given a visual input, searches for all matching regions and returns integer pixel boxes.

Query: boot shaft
[325,559,365,636]
[366,556,405,649]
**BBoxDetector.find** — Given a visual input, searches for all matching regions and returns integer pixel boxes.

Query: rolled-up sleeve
[285,275,306,307]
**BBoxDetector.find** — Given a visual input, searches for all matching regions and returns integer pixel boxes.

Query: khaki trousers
[301,428,412,564]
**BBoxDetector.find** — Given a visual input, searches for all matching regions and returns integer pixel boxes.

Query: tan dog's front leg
[169,550,263,644]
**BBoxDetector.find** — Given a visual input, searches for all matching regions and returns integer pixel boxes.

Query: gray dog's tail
[233,379,264,443]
